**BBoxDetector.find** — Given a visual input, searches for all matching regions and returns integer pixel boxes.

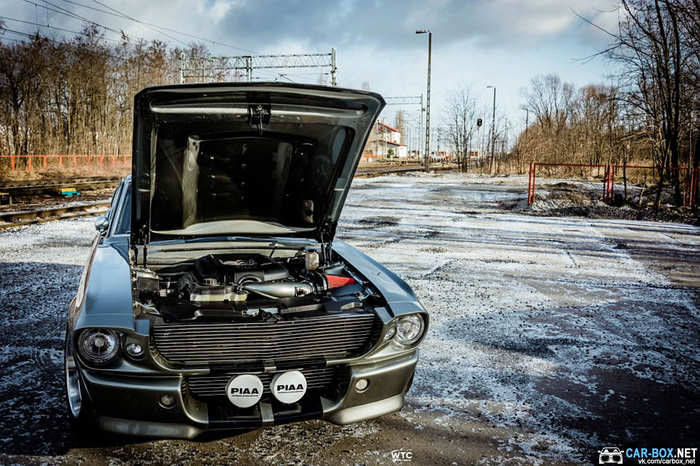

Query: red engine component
[325,275,357,289]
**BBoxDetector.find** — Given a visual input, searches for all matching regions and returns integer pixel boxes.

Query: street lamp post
[486,85,496,174]
[416,29,432,173]
[522,107,531,136]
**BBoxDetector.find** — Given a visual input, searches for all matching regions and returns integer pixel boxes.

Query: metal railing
[528,162,699,207]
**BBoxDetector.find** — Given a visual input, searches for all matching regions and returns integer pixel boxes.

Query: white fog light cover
[394,314,425,346]
[77,328,120,365]
[226,374,264,408]
[271,371,307,404]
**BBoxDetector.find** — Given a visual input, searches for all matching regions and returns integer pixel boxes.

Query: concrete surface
[0,172,698,465]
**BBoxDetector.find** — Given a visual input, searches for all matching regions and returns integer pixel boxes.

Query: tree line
[2,0,699,205]
[0,23,206,162]
[518,0,699,205]
[443,0,699,205]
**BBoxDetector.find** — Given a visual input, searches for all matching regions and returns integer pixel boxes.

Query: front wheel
[64,330,94,428]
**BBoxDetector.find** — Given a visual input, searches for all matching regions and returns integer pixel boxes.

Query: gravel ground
[523,179,700,225]
[0,172,698,465]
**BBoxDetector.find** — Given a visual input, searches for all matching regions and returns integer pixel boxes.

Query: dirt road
[1,172,698,465]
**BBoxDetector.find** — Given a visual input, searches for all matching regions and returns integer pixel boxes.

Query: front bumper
[81,351,418,439]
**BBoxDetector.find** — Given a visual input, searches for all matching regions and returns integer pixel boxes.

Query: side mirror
[94,216,110,234]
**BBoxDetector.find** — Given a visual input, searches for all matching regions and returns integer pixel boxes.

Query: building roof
[378,121,399,133]
[385,140,405,146]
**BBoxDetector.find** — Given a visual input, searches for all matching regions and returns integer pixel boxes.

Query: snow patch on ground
[1,172,698,464]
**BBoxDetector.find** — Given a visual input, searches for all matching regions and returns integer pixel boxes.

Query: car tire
[64,330,95,429]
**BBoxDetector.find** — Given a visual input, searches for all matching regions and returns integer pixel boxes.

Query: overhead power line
[21,0,146,44]
[10,0,258,55]
[55,0,258,54]
[0,15,122,43]
[0,27,173,72]
[90,0,188,46]
[18,0,255,57]
[179,50,337,85]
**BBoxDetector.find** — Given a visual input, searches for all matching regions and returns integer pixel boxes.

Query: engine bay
[135,250,377,322]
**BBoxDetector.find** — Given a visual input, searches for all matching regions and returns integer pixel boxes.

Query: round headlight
[394,314,425,346]
[77,329,120,366]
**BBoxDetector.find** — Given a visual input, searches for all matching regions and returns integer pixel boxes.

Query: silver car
[65,83,428,438]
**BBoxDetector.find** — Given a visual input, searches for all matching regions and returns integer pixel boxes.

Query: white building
[362,121,408,161]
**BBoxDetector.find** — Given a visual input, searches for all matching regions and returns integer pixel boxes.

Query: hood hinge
[318,220,337,263]
[133,224,148,267]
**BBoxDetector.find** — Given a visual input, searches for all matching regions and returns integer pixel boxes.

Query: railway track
[0,166,458,229]
[0,166,454,195]
[356,166,423,176]
[355,163,456,177]
[0,202,110,229]
[0,176,121,196]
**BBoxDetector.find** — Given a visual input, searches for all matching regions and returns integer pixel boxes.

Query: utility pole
[522,107,531,136]
[487,85,496,175]
[416,30,432,172]
[420,94,424,162]
[375,121,380,159]
[476,118,483,168]
[505,117,509,155]
[330,48,337,86]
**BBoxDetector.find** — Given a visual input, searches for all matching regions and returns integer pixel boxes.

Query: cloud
[194,0,622,57]
[3,0,618,57]
[199,0,235,22]
[0,0,619,134]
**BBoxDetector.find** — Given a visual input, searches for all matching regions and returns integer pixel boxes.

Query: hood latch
[248,104,271,135]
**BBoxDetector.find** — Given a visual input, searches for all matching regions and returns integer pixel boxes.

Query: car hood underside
[131,83,385,252]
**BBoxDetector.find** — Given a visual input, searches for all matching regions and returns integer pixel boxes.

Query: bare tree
[524,74,574,135]
[607,0,688,204]
[443,85,478,171]
[0,29,205,173]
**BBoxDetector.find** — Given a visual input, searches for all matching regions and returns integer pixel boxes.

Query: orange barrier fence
[527,163,607,204]
[0,155,131,171]
[607,165,698,207]
[528,162,699,207]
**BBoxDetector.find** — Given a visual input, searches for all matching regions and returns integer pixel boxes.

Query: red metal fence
[528,162,699,207]
[0,154,131,171]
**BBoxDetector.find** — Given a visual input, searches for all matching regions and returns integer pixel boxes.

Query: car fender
[332,240,427,319]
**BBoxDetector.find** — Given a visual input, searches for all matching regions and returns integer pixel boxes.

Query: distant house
[362,121,408,161]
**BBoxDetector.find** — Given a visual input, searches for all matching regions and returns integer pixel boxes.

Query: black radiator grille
[153,312,376,364]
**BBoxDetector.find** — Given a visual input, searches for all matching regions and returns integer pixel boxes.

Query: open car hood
[131,83,384,252]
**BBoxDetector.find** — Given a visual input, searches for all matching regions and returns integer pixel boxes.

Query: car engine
[135,250,369,321]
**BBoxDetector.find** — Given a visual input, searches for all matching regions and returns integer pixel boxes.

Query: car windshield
[148,121,351,235]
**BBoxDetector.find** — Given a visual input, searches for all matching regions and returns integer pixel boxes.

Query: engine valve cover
[194,253,289,284]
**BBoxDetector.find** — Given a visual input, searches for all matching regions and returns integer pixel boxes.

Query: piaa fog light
[271,371,307,404]
[394,314,425,346]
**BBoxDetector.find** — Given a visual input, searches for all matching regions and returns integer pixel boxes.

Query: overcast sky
[0,0,621,146]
